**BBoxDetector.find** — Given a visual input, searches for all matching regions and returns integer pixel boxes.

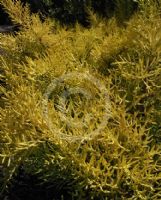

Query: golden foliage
[0,0,161,199]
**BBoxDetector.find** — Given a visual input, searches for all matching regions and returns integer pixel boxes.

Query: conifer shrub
[0,0,161,199]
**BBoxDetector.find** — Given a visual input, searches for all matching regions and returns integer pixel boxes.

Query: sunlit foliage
[0,0,161,199]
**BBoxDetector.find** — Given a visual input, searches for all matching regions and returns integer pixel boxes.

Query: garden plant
[0,0,161,199]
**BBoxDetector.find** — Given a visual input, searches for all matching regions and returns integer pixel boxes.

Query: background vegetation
[0,0,139,26]
[0,0,161,199]
[41,0,138,26]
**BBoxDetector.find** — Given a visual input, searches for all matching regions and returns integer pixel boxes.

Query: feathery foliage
[0,0,161,199]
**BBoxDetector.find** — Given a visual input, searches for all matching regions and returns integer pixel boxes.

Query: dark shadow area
[0,0,138,28]
[0,6,12,25]
[1,167,73,200]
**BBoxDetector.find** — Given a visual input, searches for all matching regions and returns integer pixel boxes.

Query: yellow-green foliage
[0,0,161,199]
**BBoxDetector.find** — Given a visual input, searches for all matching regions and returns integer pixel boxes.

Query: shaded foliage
[0,0,161,199]
[42,0,138,26]
[0,0,138,26]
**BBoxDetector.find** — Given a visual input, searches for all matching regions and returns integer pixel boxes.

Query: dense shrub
[0,0,161,199]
